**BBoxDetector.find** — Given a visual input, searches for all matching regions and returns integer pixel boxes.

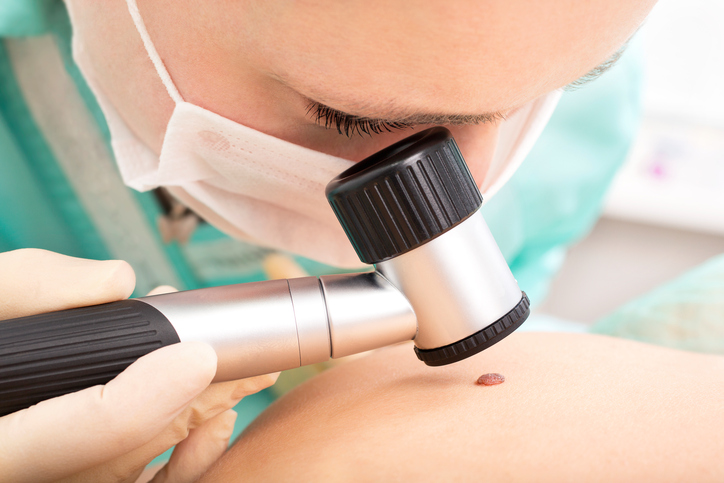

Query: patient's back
[201,333,724,482]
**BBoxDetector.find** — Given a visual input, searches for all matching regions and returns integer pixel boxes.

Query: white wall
[539,0,724,323]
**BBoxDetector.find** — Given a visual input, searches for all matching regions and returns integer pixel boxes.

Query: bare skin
[64,0,656,184]
[201,333,724,482]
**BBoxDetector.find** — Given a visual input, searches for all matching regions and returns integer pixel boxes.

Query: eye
[306,102,412,138]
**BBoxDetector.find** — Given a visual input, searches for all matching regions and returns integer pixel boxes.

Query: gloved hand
[0,249,278,483]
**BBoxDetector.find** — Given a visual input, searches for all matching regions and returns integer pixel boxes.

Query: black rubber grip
[0,299,179,417]
[414,293,530,366]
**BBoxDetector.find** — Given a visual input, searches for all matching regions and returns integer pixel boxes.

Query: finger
[146,285,178,296]
[180,373,280,428]
[262,253,308,280]
[150,409,238,483]
[0,249,135,320]
[0,342,217,483]
[132,373,280,460]
[63,373,278,483]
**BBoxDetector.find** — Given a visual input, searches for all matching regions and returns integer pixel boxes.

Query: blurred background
[537,0,724,323]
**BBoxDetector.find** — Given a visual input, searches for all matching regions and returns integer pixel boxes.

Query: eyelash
[306,102,412,138]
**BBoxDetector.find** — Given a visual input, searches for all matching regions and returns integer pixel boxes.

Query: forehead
[236,0,654,116]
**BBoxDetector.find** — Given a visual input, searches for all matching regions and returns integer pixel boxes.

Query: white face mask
[72,0,560,268]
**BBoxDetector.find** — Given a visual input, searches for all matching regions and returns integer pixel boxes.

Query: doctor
[0,0,656,481]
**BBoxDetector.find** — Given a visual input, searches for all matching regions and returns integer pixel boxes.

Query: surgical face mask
[71,0,561,268]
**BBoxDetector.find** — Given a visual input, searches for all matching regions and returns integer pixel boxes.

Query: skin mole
[476,373,505,386]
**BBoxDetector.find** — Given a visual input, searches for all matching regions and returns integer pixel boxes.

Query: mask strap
[125,0,184,104]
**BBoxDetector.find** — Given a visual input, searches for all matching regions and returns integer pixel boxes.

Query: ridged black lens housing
[326,127,483,264]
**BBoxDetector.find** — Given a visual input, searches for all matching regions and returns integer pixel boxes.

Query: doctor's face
[67,0,656,183]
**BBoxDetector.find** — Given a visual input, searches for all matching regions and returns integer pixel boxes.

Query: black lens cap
[326,127,483,264]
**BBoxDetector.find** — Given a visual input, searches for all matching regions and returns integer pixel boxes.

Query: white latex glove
[0,249,278,483]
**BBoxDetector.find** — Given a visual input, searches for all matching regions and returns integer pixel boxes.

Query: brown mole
[476,373,505,386]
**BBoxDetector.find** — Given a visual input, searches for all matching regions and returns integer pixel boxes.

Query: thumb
[0,342,217,483]
[0,249,135,320]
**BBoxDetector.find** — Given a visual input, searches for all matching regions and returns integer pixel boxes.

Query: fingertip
[258,371,281,390]
[100,259,136,300]
[227,372,280,402]
[214,409,238,442]
[186,341,219,372]
[252,372,281,394]
[265,371,281,386]
[219,408,238,430]
[163,342,218,388]
[146,285,179,296]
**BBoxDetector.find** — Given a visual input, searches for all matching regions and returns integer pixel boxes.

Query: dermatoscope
[0,127,529,417]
